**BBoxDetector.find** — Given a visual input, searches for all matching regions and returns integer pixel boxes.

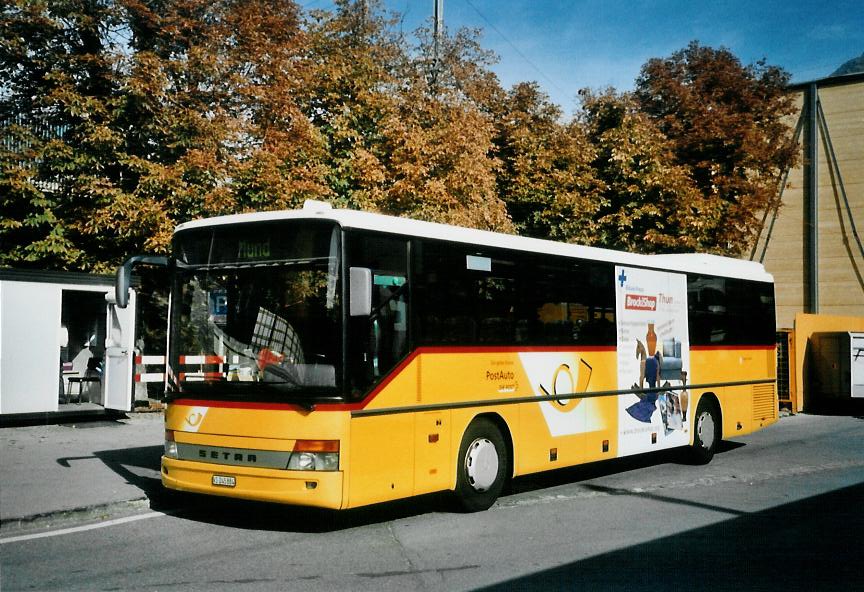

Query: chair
[64,351,101,404]
[66,376,101,404]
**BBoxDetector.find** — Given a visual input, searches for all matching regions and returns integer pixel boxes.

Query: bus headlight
[164,430,178,459]
[287,440,339,471]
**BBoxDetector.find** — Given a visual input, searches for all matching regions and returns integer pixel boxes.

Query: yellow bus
[119,200,777,512]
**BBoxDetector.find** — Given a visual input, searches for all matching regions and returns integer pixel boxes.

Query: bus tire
[454,418,508,512]
[688,398,720,465]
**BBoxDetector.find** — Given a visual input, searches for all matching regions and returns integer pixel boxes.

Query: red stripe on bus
[320,346,616,410]
[690,344,775,351]
[169,345,616,412]
[168,343,778,412]
[417,345,616,354]
[171,398,312,411]
[318,347,426,411]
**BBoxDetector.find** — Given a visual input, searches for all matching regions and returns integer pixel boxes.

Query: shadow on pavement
[60,418,130,429]
[804,399,864,417]
[91,445,166,500]
[82,443,451,532]
[55,444,165,509]
[1,412,128,428]
[76,439,749,534]
[508,440,744,496]
[160,491,453,533]
[475,481,864,591]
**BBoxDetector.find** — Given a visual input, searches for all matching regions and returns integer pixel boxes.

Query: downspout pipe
[805,83,819,313]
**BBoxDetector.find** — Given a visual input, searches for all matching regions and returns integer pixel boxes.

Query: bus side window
[415,244,616,348]
[346,233,409,397]
[688,275,728,345]
[520,258,615,347]
[415,241,476,344]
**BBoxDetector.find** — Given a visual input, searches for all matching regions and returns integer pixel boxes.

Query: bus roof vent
[303,199,333,213]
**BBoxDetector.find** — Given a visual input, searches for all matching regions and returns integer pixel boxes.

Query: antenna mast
[433,0,444,85]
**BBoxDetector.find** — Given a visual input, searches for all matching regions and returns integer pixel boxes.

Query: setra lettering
[197,449,258,464]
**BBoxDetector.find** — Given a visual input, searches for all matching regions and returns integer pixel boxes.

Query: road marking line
[0,511,166,545]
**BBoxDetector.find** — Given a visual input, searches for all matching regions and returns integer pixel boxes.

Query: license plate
[212,475,236,488]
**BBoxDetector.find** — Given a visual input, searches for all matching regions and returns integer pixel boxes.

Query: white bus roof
[175,201,773,283]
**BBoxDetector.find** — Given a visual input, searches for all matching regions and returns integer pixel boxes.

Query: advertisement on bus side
[615,266,691,456]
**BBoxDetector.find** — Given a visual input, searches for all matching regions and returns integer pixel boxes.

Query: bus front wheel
[454,418,508,512]
[688,399,720,464]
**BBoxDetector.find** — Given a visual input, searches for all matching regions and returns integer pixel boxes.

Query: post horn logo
[539,364,581,413]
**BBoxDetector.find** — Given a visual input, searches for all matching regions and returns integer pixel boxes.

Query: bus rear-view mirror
[115,255,169,308]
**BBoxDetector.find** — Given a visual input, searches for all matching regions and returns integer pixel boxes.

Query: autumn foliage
[1,1,798,271]
[634,42,799,253]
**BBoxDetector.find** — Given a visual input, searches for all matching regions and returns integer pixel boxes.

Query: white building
[0,269,137,420]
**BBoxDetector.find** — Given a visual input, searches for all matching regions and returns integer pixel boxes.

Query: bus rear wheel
[688,398,720,464]
[454,418,508,512]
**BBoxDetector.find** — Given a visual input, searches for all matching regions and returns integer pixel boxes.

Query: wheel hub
[697,411,715,450]
[465,438,499,492]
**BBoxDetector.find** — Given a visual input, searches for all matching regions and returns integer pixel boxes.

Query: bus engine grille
[753,384,777,422]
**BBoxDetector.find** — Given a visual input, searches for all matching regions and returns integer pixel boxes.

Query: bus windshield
[168,220,342,402]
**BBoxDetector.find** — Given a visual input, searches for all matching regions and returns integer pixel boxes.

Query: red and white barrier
[135,354,240,383]
[180,354,229,381]
[135,355,165,383]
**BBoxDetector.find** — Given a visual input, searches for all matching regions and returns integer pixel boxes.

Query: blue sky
[307,0,863,114]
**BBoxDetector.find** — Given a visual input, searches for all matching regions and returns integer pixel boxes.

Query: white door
[103,289,136,411]
[852,333,864,399]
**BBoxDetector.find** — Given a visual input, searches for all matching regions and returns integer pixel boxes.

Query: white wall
[0,280,115,414]
[0,281,63,414]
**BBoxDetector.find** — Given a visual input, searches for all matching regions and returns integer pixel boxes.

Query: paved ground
[0,412,164,526]
[1,412,862,591]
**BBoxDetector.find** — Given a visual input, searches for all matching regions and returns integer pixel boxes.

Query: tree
[578,89,714,253]
[4,5,801,271]
[298,3,512,231]
[379,83,512,231]
[634,41,798,255]
[1,0,126,270]
[493,82,600,241]
[1,0,326,271]
[116,0,325,238]
[296,0,401,212]
[376,21,511,232]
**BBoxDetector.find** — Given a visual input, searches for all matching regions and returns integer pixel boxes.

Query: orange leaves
[576,88,712,254]
[3,2,799,272]
[635,42,798,255]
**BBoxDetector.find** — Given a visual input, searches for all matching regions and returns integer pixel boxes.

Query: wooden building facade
[752,72,864,327]
[751,72,864,411]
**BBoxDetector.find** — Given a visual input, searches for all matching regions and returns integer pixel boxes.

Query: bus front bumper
[161,456,345,509]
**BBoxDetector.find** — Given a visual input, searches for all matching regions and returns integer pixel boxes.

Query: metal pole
[434,0,444,49]
[805,83,819,313]
[433,0,443,83]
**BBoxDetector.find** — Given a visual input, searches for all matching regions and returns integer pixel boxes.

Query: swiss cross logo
[625,294,657,311]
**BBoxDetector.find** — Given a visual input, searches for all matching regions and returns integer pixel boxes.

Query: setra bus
[116,200,778,512]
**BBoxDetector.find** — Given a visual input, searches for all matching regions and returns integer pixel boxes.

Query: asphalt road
[3,413,863,591]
